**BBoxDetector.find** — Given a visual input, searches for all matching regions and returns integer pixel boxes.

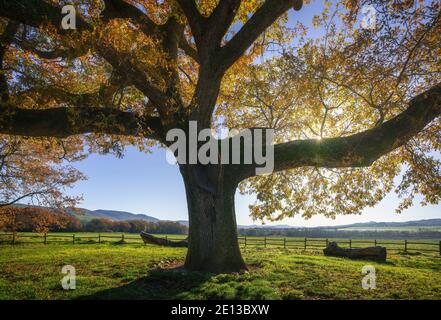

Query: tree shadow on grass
[76,267,213,300]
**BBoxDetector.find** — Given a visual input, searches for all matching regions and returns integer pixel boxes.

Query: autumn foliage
[0,136,86,209]
[0,206,73,233]
[0,206,187,234]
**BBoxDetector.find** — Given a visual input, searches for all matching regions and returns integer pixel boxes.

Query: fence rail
[0,233,440,255]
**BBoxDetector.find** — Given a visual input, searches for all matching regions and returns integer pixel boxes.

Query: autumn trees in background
[0,206,74,234]
[0,206,188,234]
[80,217,187,234]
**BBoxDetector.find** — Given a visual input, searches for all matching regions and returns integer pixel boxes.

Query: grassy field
[1,232,439,253]
[0,240,441,300]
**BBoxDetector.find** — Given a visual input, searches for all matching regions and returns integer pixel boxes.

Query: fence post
[72,234,75,244]
[244,236,247,248]
[122,234,125,242]
[404,240,407,252]
[12,231,16,245]
[98,233,101,244]
[165,235,168,242]
[304,237,307,250]
[283,237,286,249]
[349,239,352,249]
[44,233,47,245]
[326,238,329,246]
[264,237,267,248]
[374,239,377,246]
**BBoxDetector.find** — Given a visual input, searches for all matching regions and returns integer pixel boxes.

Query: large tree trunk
[180,165,247,273]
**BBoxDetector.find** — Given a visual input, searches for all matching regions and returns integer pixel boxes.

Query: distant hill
[238,219,441,240]
[10,203,441,230]
[319,219,441,230]
[68,208,159,223]
[11,205,158,223]
[238,224,295,229]
[238,219,441,230]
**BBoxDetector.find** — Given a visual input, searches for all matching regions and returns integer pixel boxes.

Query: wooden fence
[237,236,441,255]
[0,233,440,255]
[0,233,138,245]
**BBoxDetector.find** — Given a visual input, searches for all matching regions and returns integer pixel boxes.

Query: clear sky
[65,2,440,227]
[66,145,441,227]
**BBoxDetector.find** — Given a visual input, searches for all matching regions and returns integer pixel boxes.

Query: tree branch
[217,0,302,71]
[179,36,199,62]
[103,0,196,63]
[273,83,441,169]
[15,38,88,60]
[177,0,242,63]
[0,21,18,102]
[188,1,302,126]
[0,0,174,117]
[101,0,159,35]
[95,45,170,114]
[0,105,162,139]
[0,0,91,31]
[239,83,441,180]
[176,0,204,43]
[206,0,242,46]
[0,190,52,208]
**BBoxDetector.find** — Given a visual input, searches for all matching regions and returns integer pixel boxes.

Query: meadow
[0,233,440,300]
[1,232,440,253]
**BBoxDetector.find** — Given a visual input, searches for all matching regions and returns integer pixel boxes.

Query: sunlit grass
[0,242,440,300]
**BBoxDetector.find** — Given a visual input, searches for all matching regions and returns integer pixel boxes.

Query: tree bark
[180,165,247,273]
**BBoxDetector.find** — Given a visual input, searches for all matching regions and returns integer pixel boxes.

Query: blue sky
[66,146,441,227]
[65,2,441,227]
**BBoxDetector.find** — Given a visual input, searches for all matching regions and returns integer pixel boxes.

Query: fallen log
[323,241,387,262]
[140,231,188,247]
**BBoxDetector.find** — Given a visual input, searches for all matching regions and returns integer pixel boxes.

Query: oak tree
[0,0,440,272]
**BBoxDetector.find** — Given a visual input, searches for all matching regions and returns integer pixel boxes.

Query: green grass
[0,241,440,300]
[1,232,439,251]
[0,232,187,243]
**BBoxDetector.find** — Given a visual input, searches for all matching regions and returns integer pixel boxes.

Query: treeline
[238,228,441,240]
[74,218,188,234]
[0,207,188,234]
